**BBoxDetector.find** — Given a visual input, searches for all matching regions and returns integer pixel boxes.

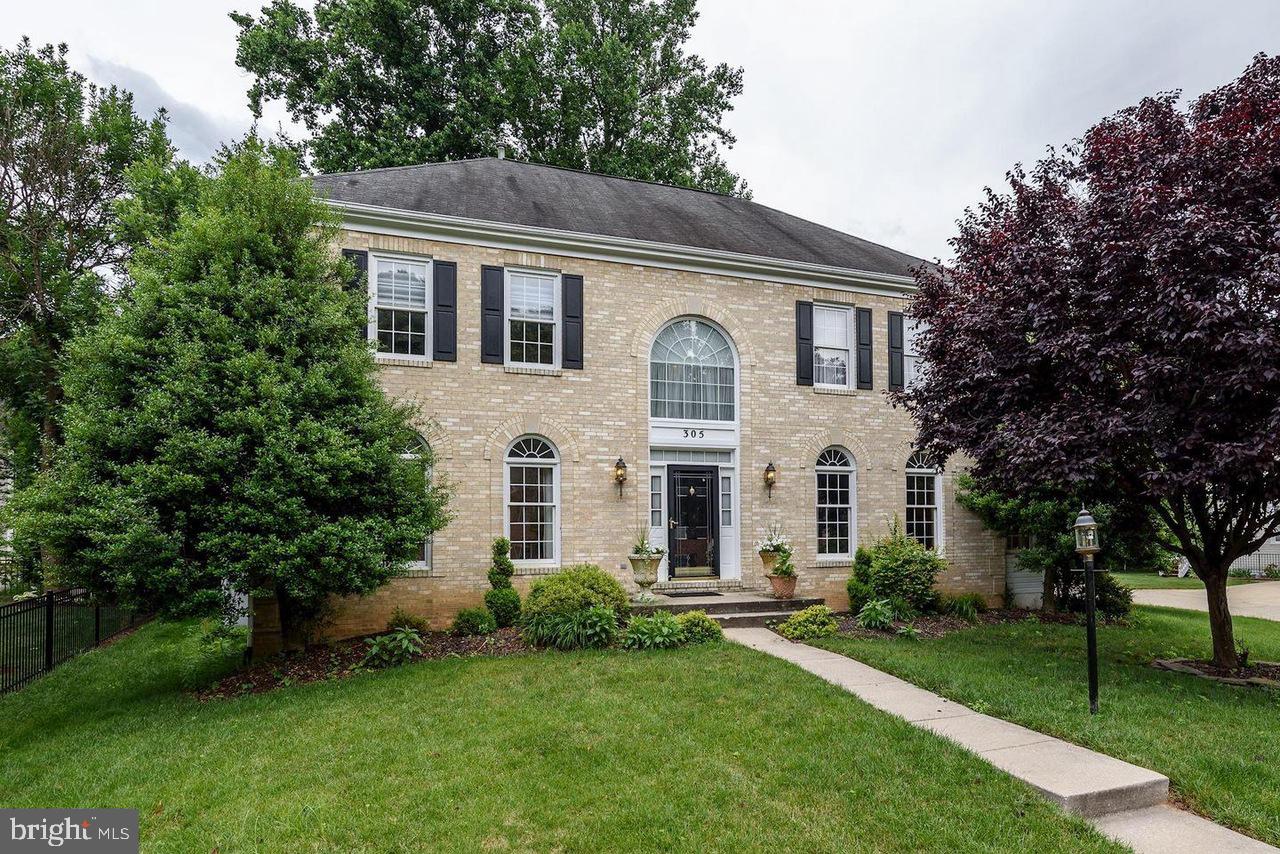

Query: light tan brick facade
[310,223,1005,641]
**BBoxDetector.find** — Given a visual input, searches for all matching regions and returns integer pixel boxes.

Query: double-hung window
[905,451,940,550]
[505,436,560,564]
[371,254,431,358]
[813,305,852,388]
[506,269,560,367]
[816,447,855,556]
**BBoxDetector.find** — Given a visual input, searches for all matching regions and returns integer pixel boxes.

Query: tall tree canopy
[231,0,747,194]
[0,39,171,487]
[905,54,1280,668]
[11,139,447,641]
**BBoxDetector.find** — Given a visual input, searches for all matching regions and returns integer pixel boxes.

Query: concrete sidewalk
[1132,580,1280,621]
[725,627,1275,854]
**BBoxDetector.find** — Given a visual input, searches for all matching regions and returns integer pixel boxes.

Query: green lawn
[1111,571,1250,590]
[0,622,1121,853]
[814,606,1280,846]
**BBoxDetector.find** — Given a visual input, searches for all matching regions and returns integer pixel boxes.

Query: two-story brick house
[306,156,1005,637]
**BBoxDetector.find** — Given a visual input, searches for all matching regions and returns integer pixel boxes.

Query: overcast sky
[6,1,1279,260]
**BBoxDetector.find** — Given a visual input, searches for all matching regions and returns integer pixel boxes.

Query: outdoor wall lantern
[613,457,628,497]
[764,462,777,498]
[1072,507,1102,714]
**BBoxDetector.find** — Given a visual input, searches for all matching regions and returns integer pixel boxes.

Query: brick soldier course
[256,157,1007,646]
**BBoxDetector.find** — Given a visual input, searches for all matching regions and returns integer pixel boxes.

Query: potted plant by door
[755,527,793,575]
[629,530,666,602]
[765,549,798,599]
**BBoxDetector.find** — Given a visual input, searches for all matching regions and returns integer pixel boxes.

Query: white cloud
[4,0,1279,259]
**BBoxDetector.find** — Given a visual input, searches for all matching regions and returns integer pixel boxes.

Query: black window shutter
[795,301,814,386]
[481,265,505,364]
[432,261,457,361]
[562,274,584,370]
[341,249,369,340]
[856,307,873,390]
[888,311,905,391]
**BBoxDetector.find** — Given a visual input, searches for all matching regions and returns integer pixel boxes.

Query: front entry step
[631,592,823,625]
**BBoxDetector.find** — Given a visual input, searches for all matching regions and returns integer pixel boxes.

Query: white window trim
[368,251,433,362]
[903,317,927,388]
[399,443,433,571]
[815,450,856,558]
[503,437,561,568]
[905,460,944,551]
[503,267,562,370]
[813,303,855,391]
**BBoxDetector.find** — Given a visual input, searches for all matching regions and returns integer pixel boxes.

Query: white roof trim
[323,199,918,297]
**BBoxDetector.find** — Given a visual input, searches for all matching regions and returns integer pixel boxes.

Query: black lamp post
[1072,507,1101,714]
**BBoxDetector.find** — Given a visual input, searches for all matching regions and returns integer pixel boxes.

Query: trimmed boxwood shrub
[775,605,839,641]
[484,587,521,628]
[523,564,629,620]
[452,606,497,636]
[488,537,515,589]
[675,610,723,643]
[622,611,685,649]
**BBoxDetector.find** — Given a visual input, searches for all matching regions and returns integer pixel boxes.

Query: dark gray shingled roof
[311,158,923,278]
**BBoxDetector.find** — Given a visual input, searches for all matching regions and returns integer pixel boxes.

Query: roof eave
[321,198,918,296]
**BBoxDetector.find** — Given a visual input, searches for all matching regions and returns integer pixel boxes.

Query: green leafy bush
[488,537,515,589]
[862,522,946,613]
[387,607,430,634]
[484,587,521,628]
[1265,564,1280,580]
[622,611,686,649]
[523,564,629,620]
[524,605,618,650]
[362,627,423,668]
[939,592,985,623]
[776,605,839,641]
[674,610,723,643]
[1065,572,1132,619]
[895,622,920,641]
[887,596,917,622]
[856,599,895,631]
[452,606,497,636]
[846,547,875,612]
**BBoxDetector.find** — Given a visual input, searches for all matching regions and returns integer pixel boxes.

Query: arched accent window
[816,447,855,557]
[649,318,736,422]
[505,436,560,563]
[401,433,433,569]
[905,451,940,550]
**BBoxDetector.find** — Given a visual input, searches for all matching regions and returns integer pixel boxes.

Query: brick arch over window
[797,429,875,472]
[482,415,581,463]
[628,296,758,367]
[412,418,454,461]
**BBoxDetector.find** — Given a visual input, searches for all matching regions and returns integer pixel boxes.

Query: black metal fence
[0,589,138,694]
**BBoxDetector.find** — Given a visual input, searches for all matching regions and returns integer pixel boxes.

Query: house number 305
[682,428,706,439]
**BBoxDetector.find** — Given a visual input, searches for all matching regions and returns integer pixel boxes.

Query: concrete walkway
[725,627,1275,853]
[1132,580,1280,622]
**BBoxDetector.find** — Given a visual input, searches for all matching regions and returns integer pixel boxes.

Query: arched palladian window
[401,433,433,569]
[649,318,736,422]
[505,436,559,563]
[905,451,940,550]
[816,447,855,557]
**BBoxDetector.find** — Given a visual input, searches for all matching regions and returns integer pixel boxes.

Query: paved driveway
[1131,581,1280,621]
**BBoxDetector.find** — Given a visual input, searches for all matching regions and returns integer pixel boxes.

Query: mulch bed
[1153,658,1280,688]
[197,628,531,700]
[834,607,1041,640]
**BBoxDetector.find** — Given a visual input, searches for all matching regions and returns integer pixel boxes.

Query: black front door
[667,466,719,578]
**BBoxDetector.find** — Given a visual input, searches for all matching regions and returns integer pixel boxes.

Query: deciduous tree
[906,55,1280,668]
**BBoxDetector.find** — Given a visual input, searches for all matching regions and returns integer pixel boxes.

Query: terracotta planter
[759,550,780,574]
[629,555,661,599]
[767,573,797,600]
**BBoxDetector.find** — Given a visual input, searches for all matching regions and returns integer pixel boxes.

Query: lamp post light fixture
[763,462,777,498]
[613,457,628,497]
[1073,507,1102,714]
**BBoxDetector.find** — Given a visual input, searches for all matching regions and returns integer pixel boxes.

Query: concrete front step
[631,593,822,618]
